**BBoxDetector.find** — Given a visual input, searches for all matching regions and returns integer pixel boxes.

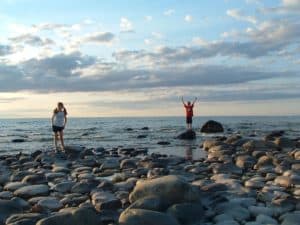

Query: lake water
[1,116,300,159]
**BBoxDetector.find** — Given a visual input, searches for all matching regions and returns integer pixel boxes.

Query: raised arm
[181,96,185,105]
[192,97,197,105]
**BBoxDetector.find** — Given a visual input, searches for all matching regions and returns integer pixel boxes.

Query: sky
[0,0,299,118]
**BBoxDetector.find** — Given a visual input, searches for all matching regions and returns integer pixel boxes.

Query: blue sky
[0,0,299,117]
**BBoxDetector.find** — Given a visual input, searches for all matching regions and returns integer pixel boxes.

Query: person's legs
[53,132,58,151]
[58,130,65,151]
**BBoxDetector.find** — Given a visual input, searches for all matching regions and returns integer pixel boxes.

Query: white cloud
[164,9,175,16]
[82,32,115,44]
[184,15,193,22]
[144,39,152,45]
[144,16,153,21]
[226,9,257,24]
[192,37,208,46]
[120,17,134,32]
[282,0,300,8]
[151,32,163,39]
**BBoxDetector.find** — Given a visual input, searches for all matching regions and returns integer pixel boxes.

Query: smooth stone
[215,203,250,222]
[45,172,66,181]
[244,177,265,189]
[176,130,196,140]
[100,158,120,170]
[128,196,171,211]
[0,191,13,199]
[212,163,243,175]
[60,193,89,206]
[37,198,63,211]
[91,191,122,210]
[36,207,102,225]
[120,159,137,170]
[235,155,256,169]
[53,181,75,193]
[274,176,292,187]
[119,209,180,225]
[274,137,295,148]
[243,140,276,152]
[4,182,27,192]
[14,185,49,199]
[167,203,204,225]
[202,139,221,150]
[6,213,44,225]
[248,206,274,217]
[22,174,47,185]
[256,214,278,225]
[280,211,300,225]
[200,120,224,133]
[129,175,201,204]
[254,155,276,169]
[0,199,24,224]
[71,182,92,194]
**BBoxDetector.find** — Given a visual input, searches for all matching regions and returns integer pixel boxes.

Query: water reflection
[185,145,193,161]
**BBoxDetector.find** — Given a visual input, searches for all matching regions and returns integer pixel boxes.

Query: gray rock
[14,185,49,199]
[177,130,196,140]
[167,203,204,225]
[256,214,278,225]
[235,155,256,169]
[37,198,63,211]
[280,211,300,225]
[91,191,122,210]
[129,175,201,204]
[5,213,44,225]
[200,120,224,133]
[120,159,137,170]
[4,182,27,192]
[53,181,75,193]
[0,199,24,224]
[100,158,120,170]
[36,207,102,225]
[212,163,243,175]
[128,196,171,211]
[119,209,180,225]
[0,191,13,199]
[22,174,47,185]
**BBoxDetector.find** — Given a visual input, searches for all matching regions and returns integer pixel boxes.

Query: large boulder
[129,175,200,204]
[119,209,180,225]
[36,207,102,225]
[177,130,196,140]
[200,120,224,133]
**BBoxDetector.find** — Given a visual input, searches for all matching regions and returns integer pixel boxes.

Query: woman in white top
[51,102,67,152]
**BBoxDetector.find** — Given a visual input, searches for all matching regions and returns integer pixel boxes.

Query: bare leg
[59,131,65,151]
[53,132,58,151]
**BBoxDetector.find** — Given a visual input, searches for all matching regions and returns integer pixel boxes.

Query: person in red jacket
[182,96,197,130]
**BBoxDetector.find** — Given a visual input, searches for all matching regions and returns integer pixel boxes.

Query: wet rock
[243,140,277,152]
[141,127,149,130]
[36,207,102,225]
[128,196,171,211]
[256,214,278,225]
[71,182,93,194]
[0,191,13,199]
[157,141,170,145]
[14,184,49,199]
[129,175,200,204]
[176,130,196,140]
[202,139,222,150]
[60,193,89,206]
[137,135,147,139]
[212,163,243,175]
[167,202,204,225]
[11,139,25,143]
[119,209,180,225]
[200,120,224,133]
[274,137,295,149]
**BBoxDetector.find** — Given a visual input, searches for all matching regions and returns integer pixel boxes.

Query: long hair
[53,102,67,115]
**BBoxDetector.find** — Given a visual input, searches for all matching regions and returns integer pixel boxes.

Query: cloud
[144,16,153,21]
[0,44,13,56]
[82,32,115,44]
[120,17,134,32]
[184,15,193,22]
[226,9,257,24]
[9,34,55,46]
[261,0,300,13]
[164,9,175,16]
[0,97,25,103]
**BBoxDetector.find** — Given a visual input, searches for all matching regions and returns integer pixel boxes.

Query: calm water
[1,116,300,159]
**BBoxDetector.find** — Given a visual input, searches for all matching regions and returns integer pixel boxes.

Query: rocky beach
[0,126,300,225]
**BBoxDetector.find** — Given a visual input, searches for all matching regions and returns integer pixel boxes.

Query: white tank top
[53,111,65,127]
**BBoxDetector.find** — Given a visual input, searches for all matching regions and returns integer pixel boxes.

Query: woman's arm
[64,115,67,128]
[192,97,198,105]
[51,114,55,126]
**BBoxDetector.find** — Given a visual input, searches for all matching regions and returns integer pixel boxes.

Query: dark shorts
[52,126,64,133]
[186,117,192,124]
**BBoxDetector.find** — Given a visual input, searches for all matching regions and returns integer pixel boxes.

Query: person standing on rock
[182,97,197,130]
[51,102,67,152]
